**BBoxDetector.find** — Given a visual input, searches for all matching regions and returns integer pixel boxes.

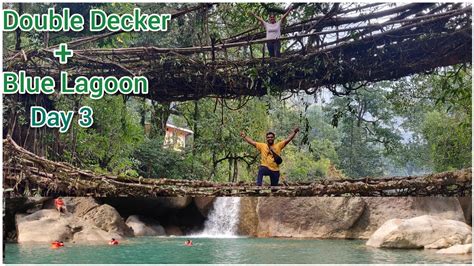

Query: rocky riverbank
[5,197,209,242]
[239,197,471,239]
[5,196,471,252]
[366,215,471,249]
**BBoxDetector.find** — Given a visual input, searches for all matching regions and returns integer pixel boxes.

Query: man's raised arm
[282,127,299,147]
[240,131,257,147]
[250,12,265,27]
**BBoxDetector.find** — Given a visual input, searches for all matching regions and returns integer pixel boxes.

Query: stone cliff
[238,197,469,239]
[5,196,471,242]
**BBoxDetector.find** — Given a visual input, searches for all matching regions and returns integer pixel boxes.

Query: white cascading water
[194,197,241,237]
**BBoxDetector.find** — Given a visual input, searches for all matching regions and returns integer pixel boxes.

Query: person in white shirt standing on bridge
[251,7,293,57]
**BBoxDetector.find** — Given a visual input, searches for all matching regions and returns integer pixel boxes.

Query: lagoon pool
[4,237,472,264]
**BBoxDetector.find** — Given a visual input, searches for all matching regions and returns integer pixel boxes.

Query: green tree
[325,87,401,177]
[131,138,202,179]
[422,110,471,171]
[70,96,143,173]
[281,146,331,182]
[387,66,471,172]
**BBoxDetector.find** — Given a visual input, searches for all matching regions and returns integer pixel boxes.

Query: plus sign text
[0,7,167,133]
[54,43,73,64]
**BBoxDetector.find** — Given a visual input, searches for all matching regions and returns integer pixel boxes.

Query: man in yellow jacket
[240,128,299,186]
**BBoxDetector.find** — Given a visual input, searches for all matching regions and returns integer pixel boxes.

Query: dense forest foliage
[3,3,471,183]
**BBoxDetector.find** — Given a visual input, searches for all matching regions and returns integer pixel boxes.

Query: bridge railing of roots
[4,3,472,102]
[3,137,471,197]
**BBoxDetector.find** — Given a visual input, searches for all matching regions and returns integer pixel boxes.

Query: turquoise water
[4,237,472,264]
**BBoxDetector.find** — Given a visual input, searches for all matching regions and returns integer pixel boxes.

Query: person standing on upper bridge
[240,128,299,186]
[250,7,293,58]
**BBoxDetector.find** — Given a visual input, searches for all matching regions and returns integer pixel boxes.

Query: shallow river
[4,237,472,264]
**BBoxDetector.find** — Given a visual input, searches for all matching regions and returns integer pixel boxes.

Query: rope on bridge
[3,137,471,197]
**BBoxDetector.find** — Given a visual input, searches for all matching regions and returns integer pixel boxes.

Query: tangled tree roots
[4,4,471,102]
[3,137,471,197]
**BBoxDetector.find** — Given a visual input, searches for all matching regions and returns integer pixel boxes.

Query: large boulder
[256,197,365,238]
[193,197,215,217]
[16,210,74,243]
[16,209,121,243]
[436,244,472,254]
[126,215,166,236]
[80,204,133,236]
[366,215,472,249]
[46,197,133,236]
[345,197,466,239]
[237,197,259,236]
[67,197,100,216]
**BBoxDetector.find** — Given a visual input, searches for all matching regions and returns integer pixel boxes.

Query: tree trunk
[233,158,238,182]
[15,3,23,51]
[228,157,232,182]
[150,101,171,138]
[209,152,217,181]
[139,98,147,127]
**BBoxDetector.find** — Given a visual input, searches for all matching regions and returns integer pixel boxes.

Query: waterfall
[194,197,241,237]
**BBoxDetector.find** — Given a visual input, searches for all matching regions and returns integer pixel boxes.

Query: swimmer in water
[51,240,64,249]
[109,238,119,245]
[184,240,193,246]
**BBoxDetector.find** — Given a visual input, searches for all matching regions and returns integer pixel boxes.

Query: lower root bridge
[2,137,471,197]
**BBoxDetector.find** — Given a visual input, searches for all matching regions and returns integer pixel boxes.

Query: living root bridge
[4,4,472,102]
[3,137,472,197]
